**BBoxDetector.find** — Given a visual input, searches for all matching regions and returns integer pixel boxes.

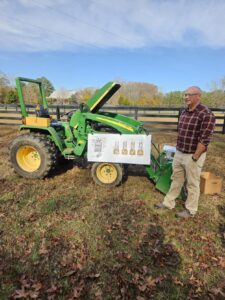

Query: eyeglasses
[184,93,199,97]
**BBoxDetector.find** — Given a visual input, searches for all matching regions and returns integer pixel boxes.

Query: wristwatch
[192,156,198,162]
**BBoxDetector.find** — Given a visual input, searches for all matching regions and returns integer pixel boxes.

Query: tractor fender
[20,125,64,152]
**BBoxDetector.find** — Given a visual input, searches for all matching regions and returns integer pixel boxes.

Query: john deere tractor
[9,77,175,195]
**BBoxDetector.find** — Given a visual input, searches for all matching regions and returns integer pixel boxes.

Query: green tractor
[9,77,176,195]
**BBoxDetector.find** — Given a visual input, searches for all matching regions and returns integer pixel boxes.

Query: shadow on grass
[218,205,225,248]
[50,157,91,177]
[86,196,188,300]
[121,164,148,185]
[127,164,148,177]
[97,225,184,299]
[1,190,213,300]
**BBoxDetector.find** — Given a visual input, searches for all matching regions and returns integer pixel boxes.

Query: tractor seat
[35,105,50,118]
[50,119,63,128]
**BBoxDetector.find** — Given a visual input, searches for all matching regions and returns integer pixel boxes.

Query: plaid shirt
[176,103,215,153]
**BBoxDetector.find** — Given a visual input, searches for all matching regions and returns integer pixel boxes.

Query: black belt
[178,150,194,154]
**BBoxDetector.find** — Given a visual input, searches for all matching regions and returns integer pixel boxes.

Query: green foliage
[118,94,131,105]
[0,86,8,103]
[36,76,55,97]
[115,81,161,106]
[22,83,41,104]
[5,89,18,104]
[136,93,161,106]
[1,70,225,107]
[0,191,15,202]
[0,86,18,104]
[201,90,225,108]
[163,91,183,107]
[68,93,78,104]
[75,88,95,103]
[39,198,58,214]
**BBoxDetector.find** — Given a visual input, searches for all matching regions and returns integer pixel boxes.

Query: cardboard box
[200,172,222,194]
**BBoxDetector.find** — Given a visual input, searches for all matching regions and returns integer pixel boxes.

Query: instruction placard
[87,134,151,165]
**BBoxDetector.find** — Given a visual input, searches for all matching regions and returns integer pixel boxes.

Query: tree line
[1,71,225,108]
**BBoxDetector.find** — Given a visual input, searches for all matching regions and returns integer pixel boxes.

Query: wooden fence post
[56,106,60,120]
[134,107,138,120]
[223,114,225,134]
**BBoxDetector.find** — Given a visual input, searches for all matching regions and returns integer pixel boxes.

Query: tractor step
[64,155,77,160]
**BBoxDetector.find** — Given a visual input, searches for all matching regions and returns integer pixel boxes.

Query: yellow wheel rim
[16,145,41,172]
[96,163,118,184]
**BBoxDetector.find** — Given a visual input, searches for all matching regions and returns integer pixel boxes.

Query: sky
[1,0,225,93]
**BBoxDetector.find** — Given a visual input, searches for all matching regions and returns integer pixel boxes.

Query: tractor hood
[85,82,121,113]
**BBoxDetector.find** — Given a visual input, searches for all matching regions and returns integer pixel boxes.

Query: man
[155,86,215,218]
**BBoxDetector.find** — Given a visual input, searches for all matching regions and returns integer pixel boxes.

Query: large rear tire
[9,134,57,179]
[91,162,123,187]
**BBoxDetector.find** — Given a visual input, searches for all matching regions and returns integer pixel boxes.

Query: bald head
[185,86,202,95]
[184,86,202,110]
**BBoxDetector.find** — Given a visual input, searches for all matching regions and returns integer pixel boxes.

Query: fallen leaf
[63,270,77,277]
[73,287,83,298]
[218,257,225,268]
[173,277,184,286]
[39,239,48,255]
[32,282,42,291]
[95,289,102,299]
[28,290,39,299]
[12,288,27,299]
[146,276,156,287]
[138,284,147,292]
[136,296,145,300]
[47,284,57,294]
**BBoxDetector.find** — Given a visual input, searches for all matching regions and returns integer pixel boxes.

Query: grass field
[0,126,224,299]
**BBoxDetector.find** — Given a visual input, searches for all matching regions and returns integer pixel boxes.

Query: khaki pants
[163,150,206,215]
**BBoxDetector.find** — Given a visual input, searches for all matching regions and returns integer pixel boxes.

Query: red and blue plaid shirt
[176,103,215,153]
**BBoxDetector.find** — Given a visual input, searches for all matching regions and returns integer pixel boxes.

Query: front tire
[9,134,57,179]
[91,162,123,187]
